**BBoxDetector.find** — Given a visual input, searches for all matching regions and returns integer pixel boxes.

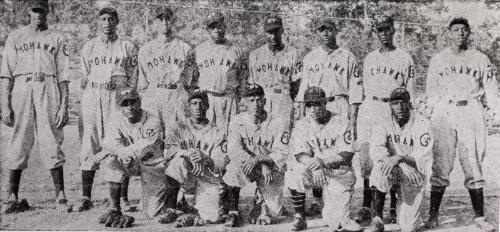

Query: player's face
[120,99,142,121]
[306,101,327,121]
[29,8,48,26]
[390,100,411,121]
[449,24,470,46]
[207,22,226,43]
[156,17,174,35]
[189,98,209,120]
[98,13,119,35]
[375,24,394,46]
[266,27,284,47]
[317,25,336,46]
[246,95,266,117]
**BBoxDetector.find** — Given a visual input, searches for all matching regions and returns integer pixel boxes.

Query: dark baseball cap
[242,83,265,98]
[316,18,336,30]
[98,5,118,18]
[303,87,326,103]
[264,16,283,32]
[448,17,470,29]
[389,88,411,102]
[116,88,140,106]
[206,12,224,28]
[156,7,174,21]
[30,0,49,12]
[372,15,394,30]
[188,89,209,104]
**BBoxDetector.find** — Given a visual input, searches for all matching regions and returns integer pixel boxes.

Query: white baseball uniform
[193,40,246,130]
[369,113,433,232]
[284,113,356,229]
[426,47,497,189]
[358,48,415,178]
[79,35,139,170]
[248,44,303,130]
[297,47,363,119]
[0,25,70,170]
[163,117,227,222]
[137,37,192,125]
[223,112,290,216]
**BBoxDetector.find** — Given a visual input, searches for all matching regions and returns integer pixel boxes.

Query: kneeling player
[285,87,361,232]
[366,88,433,232]
[163,89,229,227]
[223,84,290,227]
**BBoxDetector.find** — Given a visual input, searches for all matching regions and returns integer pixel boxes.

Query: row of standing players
[0,1,497,231]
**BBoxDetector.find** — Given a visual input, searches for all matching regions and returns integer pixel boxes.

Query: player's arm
[1,34,17,127]
[55,35,71,128]
[136,47,150,91]
[347,54,363,139]
[180,46,197,91]
[480,57,498,109]
[424,56,441,109]
[80,43,91,89]
[126,43,139,90]
[405,55,417,104]
[290,50,306,100]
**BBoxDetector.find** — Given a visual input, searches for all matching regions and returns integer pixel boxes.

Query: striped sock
[290,189,306,217]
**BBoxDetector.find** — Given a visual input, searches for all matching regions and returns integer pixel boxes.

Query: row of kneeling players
[0,1,497,232]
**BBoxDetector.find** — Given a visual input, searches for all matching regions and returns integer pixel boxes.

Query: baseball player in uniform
[0,0,72,213]
[137,7,193,126]
[424,17,496,231]
[162,89,228,227]
[357,15,415,223]
[367,88,433,232]
[247,15,303,134]
[285,87,361,232]
[191,12,246,131]
[297,18,363,216]
[223,84,290,227]
[77,4,139,212]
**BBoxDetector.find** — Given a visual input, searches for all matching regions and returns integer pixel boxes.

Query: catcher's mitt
[98,210,135,228]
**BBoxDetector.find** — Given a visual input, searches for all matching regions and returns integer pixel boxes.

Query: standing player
[285,87,361,232]
[77,3,139,212]
[223,84,290,227]
[192,12,246,131]
[0,0,71,213]
[367,88,433,232]
[137,7,193,125]
[296,18,363,216]
[357,15,416,223]
[162,89,228,227]
[424,17,496,231]
[247,15,303,134]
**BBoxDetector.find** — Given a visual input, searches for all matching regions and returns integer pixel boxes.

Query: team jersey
[0,25,69,81]
[363,48,415,101]
[369,113,433,174]
[164,118,227,160]
[297,46,362,104]
[137,37,192,89]
[426,47,498,108]
[102,110,163,166]
[80,35,138,86]
[227,112,289,166]
[248,44,303,95]
[193,40,246,93]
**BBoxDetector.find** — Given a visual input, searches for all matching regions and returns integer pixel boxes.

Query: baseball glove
[98,210,134,228]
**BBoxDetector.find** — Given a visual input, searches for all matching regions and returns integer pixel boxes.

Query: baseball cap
[242,83,265,98]
[97,2,118,18]
[448,17,470,29]
[303,87,326,103]
[156,7,174,21]
[116,88,140,106]
[264,15,283,32]
[206,12,224,28]
[372,14,394,30]
[389,88,411,102]
[30,0,49,12]
[188,89,209,104]
[316,18,336,30]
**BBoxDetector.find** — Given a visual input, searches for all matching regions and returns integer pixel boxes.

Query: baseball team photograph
[0,0,499,231]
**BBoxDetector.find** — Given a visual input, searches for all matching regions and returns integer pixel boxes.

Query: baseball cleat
[387,208,397,224]
[354,207,373,223]
[174,213,204,227]
[473,217,495,232]
[339,219,363,232]
[157,208,179,224]
[291,214,307,231]
[76,198,93,212]
[365,216,384,232]
[3,200,19,214]
[423,216,439,229]
[121,198,137,212]
[224,211,241,227]
[305,201,323,217]
[56,193,73,213]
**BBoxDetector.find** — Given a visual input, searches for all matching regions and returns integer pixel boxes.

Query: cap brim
[264,24,282,32]
[99,7,117,16]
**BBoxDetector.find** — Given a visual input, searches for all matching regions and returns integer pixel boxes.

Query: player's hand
[119,152,136,167]
[347,120,357,140]
[1,106,14,127]
[241,157,258,176]
[399,163,423,186]
[55,107,69,128]
[381,156,402,176]
[261,163,273,185]
[213,155,229,174]
[80,79,88,89]
[312,169,328,187]
[305,157,324,171]
[187,150,203,163]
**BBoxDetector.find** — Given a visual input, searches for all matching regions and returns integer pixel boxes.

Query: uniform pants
[140,87,188,126]
[430,100,486,189]
[265,90,294,131]
[7,75,65,170]
[285,162,356,229]
[205,93,237,132]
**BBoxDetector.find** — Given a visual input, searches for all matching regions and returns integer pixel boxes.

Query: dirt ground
[0,78,499,231]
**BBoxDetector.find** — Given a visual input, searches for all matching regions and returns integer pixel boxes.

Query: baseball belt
[372,96,391,102]
[89,81,117,90]
[156,83,177,89]
[205,90,228,97]
[17,72,50,82]
[449,99,468,106]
